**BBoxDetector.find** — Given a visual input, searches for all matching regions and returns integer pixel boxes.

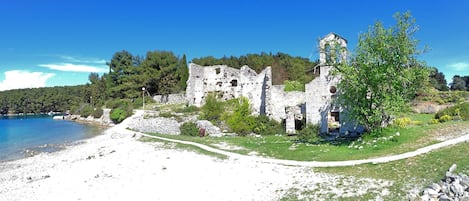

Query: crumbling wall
[186,63,272,116]
[153,93,186,104]
[269,85,306,122]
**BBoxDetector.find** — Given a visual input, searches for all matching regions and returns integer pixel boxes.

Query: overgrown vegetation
[335,12,429,132]
[296,124,320,143]
[180,122,199,136]
[199,94,284,136]
[283,80,305,92]
[435,102,469,121]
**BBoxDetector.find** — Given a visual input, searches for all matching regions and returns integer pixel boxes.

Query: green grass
[315,142,469,200]
[144,113,469,161]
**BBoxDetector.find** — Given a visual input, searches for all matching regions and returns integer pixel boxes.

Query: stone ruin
[184,33,363,135]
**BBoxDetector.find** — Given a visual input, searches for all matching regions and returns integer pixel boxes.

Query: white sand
[0,111,391,201]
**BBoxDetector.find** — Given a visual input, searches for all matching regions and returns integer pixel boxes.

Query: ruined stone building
[185,33,363,134]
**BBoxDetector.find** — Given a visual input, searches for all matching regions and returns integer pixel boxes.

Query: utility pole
[142,87,146,110]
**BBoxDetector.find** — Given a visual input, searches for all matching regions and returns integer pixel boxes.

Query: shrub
[297,124,320,143]
[200,94,224,123]
[110,108,129,124]
[180,122,199,137]
[225,97,256,136]
[253,115,284,135]
[80,105,94,118]
[438,114,452,123]
[430,119,439,124]
[92,108,104,118]
[393,117,412,128]
[435,102,469,121]
[284,80,305,92]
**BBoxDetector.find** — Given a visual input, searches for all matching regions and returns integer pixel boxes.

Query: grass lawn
[144,113,469,161]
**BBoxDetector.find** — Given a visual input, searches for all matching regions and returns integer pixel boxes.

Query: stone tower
[305,33,348,134]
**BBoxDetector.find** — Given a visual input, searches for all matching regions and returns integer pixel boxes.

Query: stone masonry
[185,33,363,134]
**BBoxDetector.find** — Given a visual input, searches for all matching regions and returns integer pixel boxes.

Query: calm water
[0,115,104,162]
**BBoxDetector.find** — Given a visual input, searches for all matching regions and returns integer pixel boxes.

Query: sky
[0,0,468,91]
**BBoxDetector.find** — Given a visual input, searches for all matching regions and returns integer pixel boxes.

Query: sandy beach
[0,111,391,201]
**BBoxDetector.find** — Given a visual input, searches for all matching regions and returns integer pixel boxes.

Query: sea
[0,115,104,162]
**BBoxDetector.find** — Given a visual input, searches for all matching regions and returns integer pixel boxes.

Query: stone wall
[269,85,306,122]
[184,33,364,135]
[153,93,187,104]
[186,63,272,115]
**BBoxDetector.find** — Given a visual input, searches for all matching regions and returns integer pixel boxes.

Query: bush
[200,94,224,123]
[180,122,199,136]
[435,102,469,121]
[438,114,452,123]
[110,108,129,124]
[225,97,256,136]
[430,119,439,124]
[253,115,284,135]
[284,80,305,92]
[297,124,320,143]
[393,117,412,128]
[80,105,94,118]
[92,108,103,118]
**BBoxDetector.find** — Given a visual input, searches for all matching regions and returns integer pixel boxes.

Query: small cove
[0,115,104,162]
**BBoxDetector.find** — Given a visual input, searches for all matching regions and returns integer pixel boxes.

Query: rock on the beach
[413,164,469,201]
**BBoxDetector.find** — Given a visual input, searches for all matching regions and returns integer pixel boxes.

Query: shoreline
[0,111,392,200]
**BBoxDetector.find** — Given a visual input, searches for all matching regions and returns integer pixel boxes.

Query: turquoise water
[0,115,103,162]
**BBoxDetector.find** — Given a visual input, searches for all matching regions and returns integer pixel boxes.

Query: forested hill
[0,85,87,115]
[191,52,319,85]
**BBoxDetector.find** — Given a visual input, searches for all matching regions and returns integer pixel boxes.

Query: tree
[451,75,468,91]
[335,12,429,132]
[428,67,449,91]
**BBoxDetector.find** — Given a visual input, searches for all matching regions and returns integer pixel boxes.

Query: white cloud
[0,70,55,91]
[447,62,469,72]
[59,55,106,64]
[39,63,108,73]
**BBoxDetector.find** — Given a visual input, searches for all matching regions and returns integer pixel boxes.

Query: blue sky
[0,0,468,91]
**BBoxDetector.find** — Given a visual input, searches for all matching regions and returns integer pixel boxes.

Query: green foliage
[450,75,469,91]
[435,102,469,121]
[428,67,449,91]
[105,50,189,101]
[110,108,129,124]
[430,119,440,124]
[0,85,87,115]
[296,124,320,143]
[438,114,452,123]
[180,122,199,137]
[225,97,256,136]
[92,108,104,118]
[174,105,200,114]
[252,115,285,135]
[283,80,305,92]
[191,52,318,85]
[335,12,429,132]
[80,105,94,117]
[393,117,412,128]
[200,94,224,123]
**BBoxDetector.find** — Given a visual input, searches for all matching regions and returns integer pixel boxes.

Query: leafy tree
[450,75,468,91]
[428,67,449,91]
[335,12,429,132]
